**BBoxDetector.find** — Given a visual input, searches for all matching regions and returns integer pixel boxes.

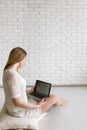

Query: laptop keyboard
[31,93,44,98]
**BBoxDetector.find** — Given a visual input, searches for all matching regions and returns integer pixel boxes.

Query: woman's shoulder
[3,69,20,79]
[4,69,16,74]
[3,69,22,85]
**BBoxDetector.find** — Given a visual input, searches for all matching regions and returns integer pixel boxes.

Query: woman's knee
[49,94,58,102]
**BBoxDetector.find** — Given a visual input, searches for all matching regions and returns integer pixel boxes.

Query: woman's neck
[10,63,19,72]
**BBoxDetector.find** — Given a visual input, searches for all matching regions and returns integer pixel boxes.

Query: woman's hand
[30,85,35,93]
[37,98,47,106]
[26,85,35,94]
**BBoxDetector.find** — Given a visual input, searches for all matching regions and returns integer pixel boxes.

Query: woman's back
[3,69,28,114]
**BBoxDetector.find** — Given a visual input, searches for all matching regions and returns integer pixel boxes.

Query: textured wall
[0,0,87,85]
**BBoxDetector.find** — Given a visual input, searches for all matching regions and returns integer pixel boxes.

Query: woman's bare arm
[12,97,40,109]
[12,97,47,109]
[26,86,35,94]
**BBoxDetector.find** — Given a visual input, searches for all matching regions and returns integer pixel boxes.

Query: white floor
[0,87,87,130]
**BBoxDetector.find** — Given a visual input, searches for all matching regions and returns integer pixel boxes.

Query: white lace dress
[3,69,41,118]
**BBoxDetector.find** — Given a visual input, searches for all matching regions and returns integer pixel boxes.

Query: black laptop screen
[35,80,51,96]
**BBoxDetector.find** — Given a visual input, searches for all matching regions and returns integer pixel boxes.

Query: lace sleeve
[5,71,21,99]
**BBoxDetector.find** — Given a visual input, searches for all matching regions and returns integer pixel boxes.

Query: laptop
[27,80,52,102]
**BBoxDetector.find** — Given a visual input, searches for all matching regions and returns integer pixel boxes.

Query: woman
[3,47,67,118]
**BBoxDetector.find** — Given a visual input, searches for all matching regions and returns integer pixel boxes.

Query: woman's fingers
[37,98,47,105]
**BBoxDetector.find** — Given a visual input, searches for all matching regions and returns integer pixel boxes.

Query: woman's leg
[41,95,67,113]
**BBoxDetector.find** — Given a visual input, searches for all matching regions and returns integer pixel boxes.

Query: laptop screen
[35,80,51,96]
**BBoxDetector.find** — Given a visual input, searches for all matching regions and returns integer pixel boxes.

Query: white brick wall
[0,0,87,85]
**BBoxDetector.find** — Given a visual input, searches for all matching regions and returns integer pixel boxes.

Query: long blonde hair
[4,47,27,71]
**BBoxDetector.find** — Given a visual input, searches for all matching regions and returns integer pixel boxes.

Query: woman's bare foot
[54,98,68,106]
